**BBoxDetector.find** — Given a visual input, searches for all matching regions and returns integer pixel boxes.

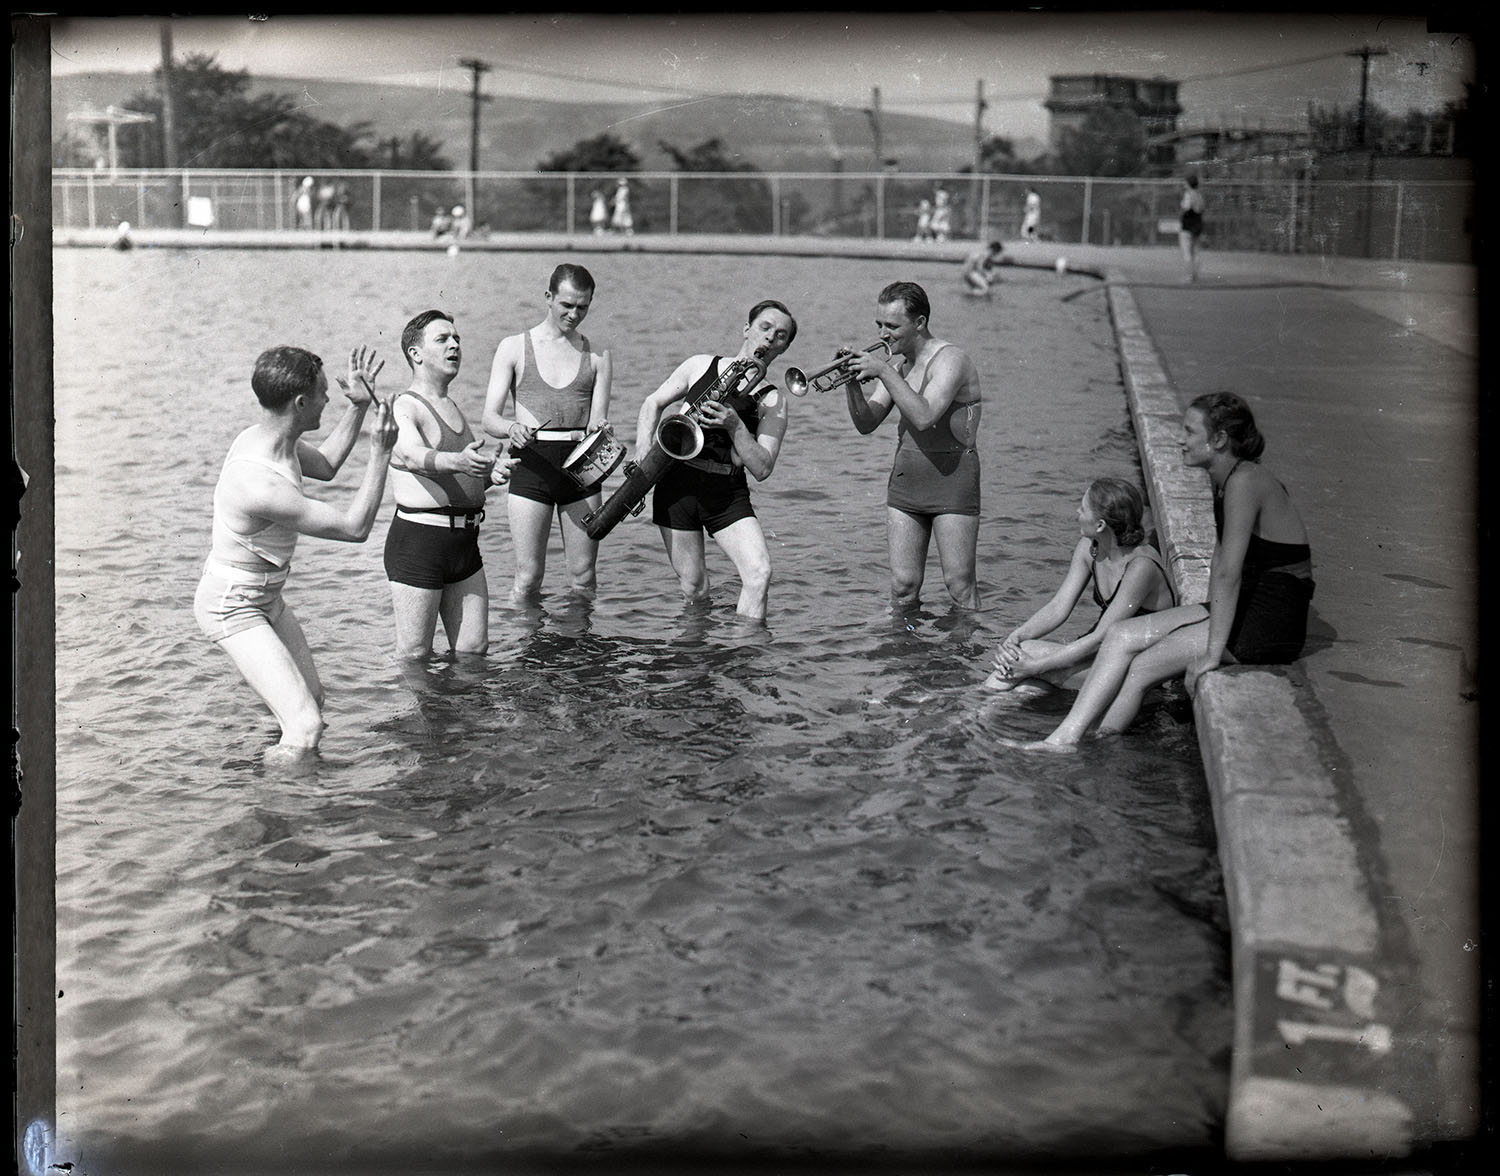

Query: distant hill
[52,71,1046,173]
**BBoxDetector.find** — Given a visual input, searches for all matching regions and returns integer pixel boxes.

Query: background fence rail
[53,168,1474,264]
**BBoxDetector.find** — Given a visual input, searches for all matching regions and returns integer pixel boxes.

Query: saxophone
[583,348,770,542]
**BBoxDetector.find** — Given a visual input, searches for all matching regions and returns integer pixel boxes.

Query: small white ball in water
[446,244,460,256]
[1055,257,1068,274]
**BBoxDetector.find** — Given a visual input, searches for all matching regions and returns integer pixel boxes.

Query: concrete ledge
[1108,280,1413,1161]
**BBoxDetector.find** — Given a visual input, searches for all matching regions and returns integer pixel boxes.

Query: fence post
[1080,176,1092,244]
[371,172,381,232]
[1391,180,1404,260]
[137,177,146,229]
[566,174,575,235]
[1287,179,1296,253]
[771,174,780,237]
[979,174,990,242]
[876,174,885,240]
[86,170,96,229]
[670,174,678,235]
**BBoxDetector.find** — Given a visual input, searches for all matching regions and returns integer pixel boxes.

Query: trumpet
[785,341,891,397]
[654,349,769,461]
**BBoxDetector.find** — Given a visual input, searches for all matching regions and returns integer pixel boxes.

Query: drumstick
[513,418,551,451]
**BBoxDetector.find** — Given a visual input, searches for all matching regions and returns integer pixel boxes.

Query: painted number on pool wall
[1254,953,1397,1081]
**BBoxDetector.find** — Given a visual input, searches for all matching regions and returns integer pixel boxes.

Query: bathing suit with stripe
[385,389,486,589]
[510,329,597,507]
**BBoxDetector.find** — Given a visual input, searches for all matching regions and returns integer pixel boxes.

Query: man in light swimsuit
[962,241,1006,298]
[636,300,795,621]
[193,344,397,762]
[386,310,506,658]
[845,280,983,610]
[484,264,613,603]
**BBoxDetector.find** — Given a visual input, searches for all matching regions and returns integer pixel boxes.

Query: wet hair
[1186,175,1200,189]
[747,298,798,345]
[1086,477,1147,546]
[1189,391,1265,460]
[549,263,596,295]
[878,280,930,323]
[401,309,454,367]
[251,345,323,410]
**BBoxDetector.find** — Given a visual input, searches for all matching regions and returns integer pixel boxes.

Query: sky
[48,11,1475,146]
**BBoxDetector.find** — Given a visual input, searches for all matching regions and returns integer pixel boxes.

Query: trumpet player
[843,280,983,611]
[635,300,797,620]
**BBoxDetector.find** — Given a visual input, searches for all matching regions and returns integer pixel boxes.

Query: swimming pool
[51,247,1230,1169]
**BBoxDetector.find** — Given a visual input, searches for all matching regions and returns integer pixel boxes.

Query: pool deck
[1096,245,1480,1164]
[55,227,1482,1162]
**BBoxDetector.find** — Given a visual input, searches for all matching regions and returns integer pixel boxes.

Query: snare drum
[562,424,626,491]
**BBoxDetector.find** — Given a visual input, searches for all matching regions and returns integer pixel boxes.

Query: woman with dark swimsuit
[1036,393,1313,747]
[986,477,1176,692]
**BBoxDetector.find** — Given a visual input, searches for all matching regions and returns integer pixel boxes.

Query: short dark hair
[748,299,798,345]
[402,309,453,367]
[1189,391,1266,460]
[251,346,323,409]
[1186,175,1200,189]
[878,281,930,323]
[988,240,1003,252]
[549,263,596,294]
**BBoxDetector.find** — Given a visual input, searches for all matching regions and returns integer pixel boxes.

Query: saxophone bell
[655,407,705,461]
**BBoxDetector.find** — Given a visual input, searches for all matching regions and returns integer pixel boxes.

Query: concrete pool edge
[1106,279,1416,1161]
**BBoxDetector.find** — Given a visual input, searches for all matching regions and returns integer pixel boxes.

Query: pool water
[52,247,1230,1171]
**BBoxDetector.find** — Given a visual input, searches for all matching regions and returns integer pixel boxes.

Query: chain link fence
[53,168,1473,263]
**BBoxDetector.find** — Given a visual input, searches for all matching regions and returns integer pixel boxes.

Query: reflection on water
[53,248,1229,1170]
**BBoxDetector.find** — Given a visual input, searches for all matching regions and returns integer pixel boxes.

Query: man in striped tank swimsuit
[386,310,507,658]
[484,264,613,604]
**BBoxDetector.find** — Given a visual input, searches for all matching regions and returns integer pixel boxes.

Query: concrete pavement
[1096,243,1480,1161]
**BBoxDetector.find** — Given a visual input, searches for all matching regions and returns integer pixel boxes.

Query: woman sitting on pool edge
[1033,392,1313,748]
[986,477,1176,692]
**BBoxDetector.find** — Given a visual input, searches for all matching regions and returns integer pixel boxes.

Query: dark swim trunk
[508,440,591,507]
[652,461,755,534]
[1227,570,1314,663]
[1181,209,1204,236]
[383,513,483,589]
[887,446,981,517]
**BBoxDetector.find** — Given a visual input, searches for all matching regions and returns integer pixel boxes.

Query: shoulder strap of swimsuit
[1128,545,1178,606]
[225,453,300,485]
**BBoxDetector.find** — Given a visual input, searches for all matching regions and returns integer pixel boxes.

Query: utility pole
[1346,45,1389,148]
[1347,44,1388,257]
[974,79,987,240]
[867,85,883,168]
[159,22,178,170]
[974,79,987,174]
[458,57,491,216]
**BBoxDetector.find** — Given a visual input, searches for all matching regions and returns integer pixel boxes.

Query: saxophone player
[635,300,797,621]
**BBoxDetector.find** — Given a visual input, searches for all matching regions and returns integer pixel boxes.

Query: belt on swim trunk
[533,428,586,442]
[682,456,736,476]
[395,505,484,529]
[204,558,289,586]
